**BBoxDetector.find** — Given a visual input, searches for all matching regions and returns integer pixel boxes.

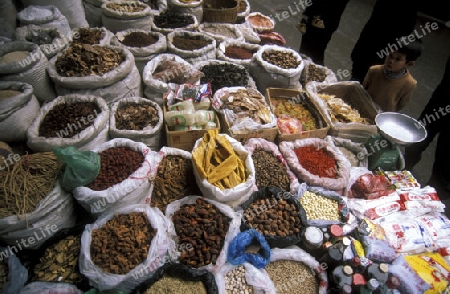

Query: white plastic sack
[236,22,260,44]
[109,97,164,151]
[19,282,83,294]
[72,138,159,215]
[167,30,216,64]
[72,27,113,45]
[79,204,177,293]
[0,81,40,142]
[252,44,304,92]
[216,40,260,71]
[148,0,168,14]
[199,23,245,45]
[279,138,351,191]
[20,0,88,29]
[84,0,105,27]
[168,0,203,23]
[192,133,256,209]
[236,0,250,23]
[111,30,167,74]
[0,41,56,103]
[268,246,328,294]
[142,53,203,106]
[14,25,71,60]
[101,1,153,33]
[17,5,71,37]
[300,59,338,87]
[215,262,276,294]
[48,45,142,106]
[165,196,242,274]
[244,138,300,195]
[324,135,369,168]
[27,94,110,152]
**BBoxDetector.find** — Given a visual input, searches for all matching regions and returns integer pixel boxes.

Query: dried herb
[120,32,158,47]
[172,35,210,50]
[72,28,104,45]
[154,11,194,29]
[252,149,290,191]
[115,102,160,130]
[294,146,337,178]
[200,63,249,93]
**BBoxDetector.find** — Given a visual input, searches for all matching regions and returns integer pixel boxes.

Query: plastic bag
[227,229,271,269]
[324,135,368,168]
[216,40,260,72]
[215,262,276,294]
[279,138,351,191]
[27,94,110,152]
[0,81,40,142]
[277,113,303,134]
[17,5,71,37]
[165,83,212,108]
[0,248,28,294]
[53,146,101,192]
[300,60,338,87]
[268,246,328,294]
[362,235,397,263]
[79,204,177,293]
[166,30,216,64]
[18,282,83,294]
[389,255,431,294]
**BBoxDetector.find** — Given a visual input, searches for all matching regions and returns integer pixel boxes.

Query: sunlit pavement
[248,0,450,213]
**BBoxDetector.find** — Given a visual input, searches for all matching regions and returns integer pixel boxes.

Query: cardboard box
[265,87,330,142]
[164,108,221,152]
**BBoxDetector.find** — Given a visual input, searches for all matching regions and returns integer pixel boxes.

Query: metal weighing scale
[365,112,427,171]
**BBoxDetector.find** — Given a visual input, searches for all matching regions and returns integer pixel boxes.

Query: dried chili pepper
[294,146,337,178]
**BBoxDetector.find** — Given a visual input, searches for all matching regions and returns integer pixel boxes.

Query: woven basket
[203,0,239,23]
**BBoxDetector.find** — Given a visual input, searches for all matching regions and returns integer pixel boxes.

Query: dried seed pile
[115,102,159,130]
[25,28,59,45]
[154,11,194,28]
[120,32,158,47]
[56,44,123,77]
[88,147,144,191]
[225,46,255,60]
[151,155,200,212]
[262,50,301,69]
[172,35,210,50]
[0,152,62,218]
[39,102,100,138]
[0,89,21,100]
[225,265,253,294]
[252,149,290,191]
[144,275,207,294]
[72,28,104,45]
[200,63,249,94]
[299,191,341,221]
[91,212,157,275]
[0,51,29,64]
[243,197,302,237]
[33,235,83,284]
[266,260,318,294]
[0,261,7,290]
[305,64,327,84]
[106,2,147,12]
[172,198,231,268]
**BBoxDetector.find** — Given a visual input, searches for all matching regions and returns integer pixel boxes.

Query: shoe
[311,16,325,29]
[297,19,307,34]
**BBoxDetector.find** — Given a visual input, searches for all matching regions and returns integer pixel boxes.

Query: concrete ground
[248,0,450,209]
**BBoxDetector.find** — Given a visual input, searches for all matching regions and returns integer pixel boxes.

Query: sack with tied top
[17,5,71,37]
[0,81,40,142]
[18,282,83,294]
[0,246,28,294]
[191,130,256,209]
[84,0,106,27]
[0,41,56,104]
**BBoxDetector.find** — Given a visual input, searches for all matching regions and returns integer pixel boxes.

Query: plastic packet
[276,114,302,134]
[194,110,215,126]
[164,110,195,127]
[167,100,195,112]
[166,83,212,106]
[362,235,397,263]
[389,255,431,294]
[382,170,421,191]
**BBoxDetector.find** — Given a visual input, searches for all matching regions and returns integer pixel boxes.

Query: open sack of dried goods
[152,11,198,34]
[237,0,250,23]
[0,246,28,294]
[150,146,200,213]
[199,23,245,44]
[167,30,216,64]
[244,138,300,194]
[109,97,164,151]
[72,138,158,215]
[17,5,71,37]
[84,0,106,27]
[217,40,260,71]
[306,81,380,143]
[266,246,328,294]
[192,130,256,208]
[212,87,277,136]
[166,196,241,273]
[111,30,167,74]
[0,152,77,249]
[143,53,203,106]
[14,25,71,60]
[47,44,142,106]
[101,1,153,33]
[27,94,109,152]
[215,262,276,294]
[324,135,369,168]
[279,138,351,192]
[20,0,88,29]
[300,60,338,87]
[168,0,204,23]
[71,27,113,46]
[0,81,40,142]
[252,44,304,92]
[135,262,218,294]
[239,187,307,248]
[0,41,56,103]
[79,204,177,293]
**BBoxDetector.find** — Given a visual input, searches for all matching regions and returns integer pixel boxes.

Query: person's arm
[395,82,417,111]
[362,67,373,89]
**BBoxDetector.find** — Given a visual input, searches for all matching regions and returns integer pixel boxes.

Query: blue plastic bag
[227,229,271,269]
